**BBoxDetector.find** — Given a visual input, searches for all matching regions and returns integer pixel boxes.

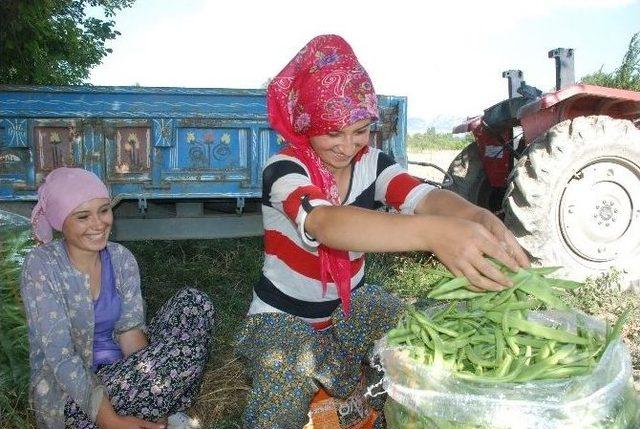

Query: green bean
[539,366,591,379]
[558,350,596,365]
[505,316,589,345]
[427,276,470,298]
[421,323,444,365]
[607,306,632,346]
[410,321,422,336]
[480,288,518,310]
[431,300,458,322]
[385,258,629,385]
[410,309,459,338]
[506,356,527,379]
[514,345,575,382]
[545,278,582,290]
[468,334,495,344]
[509,269,533,286]
[501,309,511,339]
[505,335,520,356]
[526,266,562,276]
[387,333,418,346]
[441,320,460,330]
[515,289,529,302]
[419,330,433,349]
[466,345,497,368]
[495,329,505,364]
[490,300,538,312]
[512,335,549,349]
[456,327,477,339]
[518,274,569,310]
[433,289,484,300]
[469,292,498,310]
[524,345,533,365]
[440,338,470,354]
[538,343,551,359]
[387,327,412,339]
[496,352,514,377]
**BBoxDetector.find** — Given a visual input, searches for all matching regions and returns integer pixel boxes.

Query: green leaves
[581,32,640,91]
[0,0,135,85]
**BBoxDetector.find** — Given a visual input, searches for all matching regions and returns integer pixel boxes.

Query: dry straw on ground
[191,351,250,426]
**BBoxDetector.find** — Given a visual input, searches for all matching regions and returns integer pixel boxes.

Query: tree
[581,32,640,91]
[0,0,135,85]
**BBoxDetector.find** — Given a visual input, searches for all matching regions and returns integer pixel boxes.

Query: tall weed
[0,227,35,428]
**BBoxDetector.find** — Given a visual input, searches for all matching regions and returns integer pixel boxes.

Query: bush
[407,128,473,152]
[0,228,35,428]
[581,32,640,91]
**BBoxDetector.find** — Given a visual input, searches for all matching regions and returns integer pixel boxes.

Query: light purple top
[92,248,123,369]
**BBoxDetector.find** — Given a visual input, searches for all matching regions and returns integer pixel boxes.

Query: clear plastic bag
[0,209,30,230]
[375,311,640,429]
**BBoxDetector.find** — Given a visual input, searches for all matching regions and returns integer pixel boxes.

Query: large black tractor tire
[503,115,640,289]
[446,142,505,213]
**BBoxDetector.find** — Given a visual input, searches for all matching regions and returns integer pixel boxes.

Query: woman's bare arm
[117,328,148,358]
[305,199,527,291]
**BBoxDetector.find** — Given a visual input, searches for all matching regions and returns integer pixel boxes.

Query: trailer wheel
[504,115,640,289]
[446,142,504,213]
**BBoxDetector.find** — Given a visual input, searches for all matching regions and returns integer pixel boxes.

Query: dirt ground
[406,149,459,184]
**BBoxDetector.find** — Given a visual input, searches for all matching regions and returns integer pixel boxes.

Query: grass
[128,238,264,427]
[407,131,473,152]
[2,233,639,428]
[561,268,640,388]
[124,239,443,428]
[0,228,34,429]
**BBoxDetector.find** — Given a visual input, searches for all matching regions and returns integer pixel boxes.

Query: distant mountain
[408,115,466,135]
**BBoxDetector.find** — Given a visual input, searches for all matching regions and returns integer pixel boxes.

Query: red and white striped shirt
[249,146,434,327]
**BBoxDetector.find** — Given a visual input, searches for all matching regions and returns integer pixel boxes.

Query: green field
[407,130,473,152]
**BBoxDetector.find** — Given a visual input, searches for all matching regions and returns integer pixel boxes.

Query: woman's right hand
[425,215,523,292]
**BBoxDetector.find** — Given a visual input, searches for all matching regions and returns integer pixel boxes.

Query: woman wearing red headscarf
[235,34,529,428]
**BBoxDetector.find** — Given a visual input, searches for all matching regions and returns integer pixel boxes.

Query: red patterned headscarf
[267,34,379,316]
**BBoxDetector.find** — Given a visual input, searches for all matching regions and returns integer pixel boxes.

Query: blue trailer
[0,85,408,240]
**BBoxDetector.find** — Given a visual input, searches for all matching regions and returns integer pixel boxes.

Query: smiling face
[309,119,372,174]
[62,198,113,253]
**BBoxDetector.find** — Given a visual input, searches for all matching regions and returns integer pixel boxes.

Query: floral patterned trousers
[64,288,214,428]
[235,284,404,429]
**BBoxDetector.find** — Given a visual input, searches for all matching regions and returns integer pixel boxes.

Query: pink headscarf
[267,34,379,316]
[31,167,110,243]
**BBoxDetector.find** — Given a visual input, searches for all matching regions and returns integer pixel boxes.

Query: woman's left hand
[471,208,530,269]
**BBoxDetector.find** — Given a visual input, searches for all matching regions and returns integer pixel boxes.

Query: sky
[89,0,640,127]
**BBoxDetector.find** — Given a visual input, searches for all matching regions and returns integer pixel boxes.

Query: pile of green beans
[386,264,631,383]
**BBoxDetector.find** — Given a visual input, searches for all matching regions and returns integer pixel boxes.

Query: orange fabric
[308,387,377,429]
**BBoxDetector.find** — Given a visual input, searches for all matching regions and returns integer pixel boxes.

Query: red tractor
[447,48,640,289]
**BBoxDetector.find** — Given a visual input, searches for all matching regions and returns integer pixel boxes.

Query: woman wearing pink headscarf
[21,167,214,429]
[235,35,529,428]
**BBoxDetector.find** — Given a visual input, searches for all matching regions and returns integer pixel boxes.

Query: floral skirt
[64,288,214,428]
[235,283,404,429]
